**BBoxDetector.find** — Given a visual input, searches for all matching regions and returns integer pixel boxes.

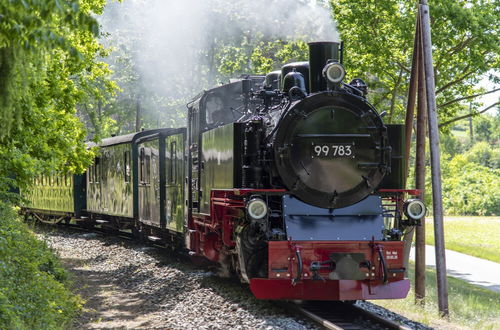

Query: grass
[375,262,500,329]
[424,216,500,263]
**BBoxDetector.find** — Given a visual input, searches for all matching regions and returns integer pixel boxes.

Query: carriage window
[144,155,150,184]
[94,158,101,183]
[124,150,131,183]
[140,148,150,184]
[169,141,177,184]
[88,165,94,183]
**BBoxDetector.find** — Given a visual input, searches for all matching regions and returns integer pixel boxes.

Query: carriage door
[165,134,185,232]
[150,146,160,224]
[139,143,161,226]
[139,147,152,223]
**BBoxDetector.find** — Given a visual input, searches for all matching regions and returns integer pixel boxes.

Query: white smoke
[99,0,338,127]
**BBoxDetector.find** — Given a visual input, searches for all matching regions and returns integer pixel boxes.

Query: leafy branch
[437,88,500,109]
[439,102,500,128]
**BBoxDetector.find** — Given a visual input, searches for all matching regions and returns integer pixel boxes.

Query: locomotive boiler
[22,41,426,302]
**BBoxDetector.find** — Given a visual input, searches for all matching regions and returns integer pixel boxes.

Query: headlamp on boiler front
[403,199,426,220]
[246,197,268,220]
[323,61,346,84]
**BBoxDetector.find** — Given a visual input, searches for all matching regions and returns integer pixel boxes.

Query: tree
[330,0,499,128]
[0,0,116,193]
[474,112,500,143]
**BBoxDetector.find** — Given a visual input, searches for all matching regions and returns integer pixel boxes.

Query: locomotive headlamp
[323,62,346,84]
[247,198,268,220]
[404,199,426,220]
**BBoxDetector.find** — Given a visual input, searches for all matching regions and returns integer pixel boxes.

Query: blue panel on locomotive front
[282,195,385,241]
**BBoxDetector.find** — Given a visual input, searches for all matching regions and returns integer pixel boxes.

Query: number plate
[311,143,355,158]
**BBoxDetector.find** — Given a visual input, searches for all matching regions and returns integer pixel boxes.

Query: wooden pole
[135,97,141,132]
[402,16,421,274]
[404,17,420,183]
[419,1,449,316]
[415,25,427,303]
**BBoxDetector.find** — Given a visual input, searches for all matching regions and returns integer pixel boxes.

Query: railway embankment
[0,203,81,329]
[36,225,319,329]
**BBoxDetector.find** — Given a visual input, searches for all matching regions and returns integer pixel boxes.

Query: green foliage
[220,40,309,76]
[330,0,499,125]
[441,133,463,158]
[463,141,500,168]
[473,112,500,144]
[441,154,500,215]
[0,0,116,192]
[0,203,81,328]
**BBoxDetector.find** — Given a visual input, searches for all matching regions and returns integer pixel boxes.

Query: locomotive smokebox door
[273,92,389,209]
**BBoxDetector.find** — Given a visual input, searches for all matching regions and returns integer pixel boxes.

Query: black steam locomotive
[22,42,425,301]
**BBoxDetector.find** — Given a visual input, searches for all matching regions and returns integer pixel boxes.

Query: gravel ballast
[36,225,429,329]
[38,227,316,329]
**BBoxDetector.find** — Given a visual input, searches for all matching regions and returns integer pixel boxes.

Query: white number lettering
[313,144,354,157]
[314,145,322,156]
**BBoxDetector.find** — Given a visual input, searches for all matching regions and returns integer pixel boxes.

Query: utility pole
[415,31,427,303]
[402,17,420,274]
[419,0,449,317]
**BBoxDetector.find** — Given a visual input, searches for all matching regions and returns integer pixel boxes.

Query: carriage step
[147,236,162,242]
[95,219,109,224]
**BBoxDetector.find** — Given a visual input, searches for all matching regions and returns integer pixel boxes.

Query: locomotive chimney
[308,42,341,93]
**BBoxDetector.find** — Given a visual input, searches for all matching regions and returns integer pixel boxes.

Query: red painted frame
[188,189,411,301]
[250,240,409,300]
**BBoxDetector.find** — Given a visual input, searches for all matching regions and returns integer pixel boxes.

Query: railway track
[283,301,411,330]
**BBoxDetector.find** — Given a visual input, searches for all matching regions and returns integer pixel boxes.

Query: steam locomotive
[22,42,426,301]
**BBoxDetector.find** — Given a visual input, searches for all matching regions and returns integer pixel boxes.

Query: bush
[441,155,500,215]
[463,141,500,169]
[0,202,81,329]
[441,133,463,157]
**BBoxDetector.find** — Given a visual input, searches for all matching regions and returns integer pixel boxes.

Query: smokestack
[308,42,340,93]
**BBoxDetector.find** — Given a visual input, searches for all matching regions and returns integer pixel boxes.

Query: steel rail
[280,301,411,330]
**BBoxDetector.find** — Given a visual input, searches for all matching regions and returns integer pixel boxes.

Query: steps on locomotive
[147,235,163,242]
